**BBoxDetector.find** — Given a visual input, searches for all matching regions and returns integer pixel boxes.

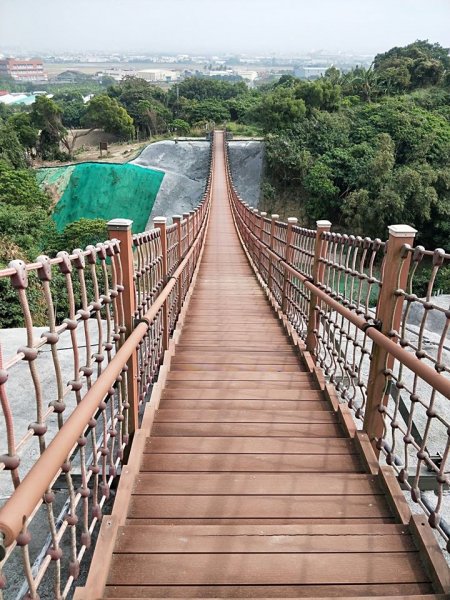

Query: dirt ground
[34,139,149,168]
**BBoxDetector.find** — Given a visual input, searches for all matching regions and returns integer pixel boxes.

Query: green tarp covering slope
[37,162,164,233]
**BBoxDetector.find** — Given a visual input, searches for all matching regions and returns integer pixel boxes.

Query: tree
[30,95,67,159]
[256,87,306,131]
[82,95,134,139]
[265,134,312,184]
[61,218,108,251]
[179,98,230,125]
[374,40,450,90]
[343,66,381,102]
[108,77,167,136]
[171,119,190,136]
[295,79,342,112]
[0,161,53,257]
[53,91,86,128]
[0,124,27,168]
[7,113,39,153]
[135,99,172,137]
[227,93,262,123]
[170,77,247,104]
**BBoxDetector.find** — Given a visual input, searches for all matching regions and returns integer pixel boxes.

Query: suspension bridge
[1,131,450,598]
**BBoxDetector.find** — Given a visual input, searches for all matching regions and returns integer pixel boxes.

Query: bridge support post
[364,224,417,452]
[306,220,332,356]
[154,217,169,353]
[107,219,139,439]
[268,214,279,294]
[282,217,298,314]
[173,215,183,314]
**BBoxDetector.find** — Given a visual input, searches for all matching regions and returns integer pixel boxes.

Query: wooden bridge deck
[83,131,445,599]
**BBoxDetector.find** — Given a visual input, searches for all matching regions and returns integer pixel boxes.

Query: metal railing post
[364,224,417,449]
[282,217,298,313]
[173,215,183,314]
[268,214,279,293]
[153,217,169,353]
[306,220,332,356]
[107,218,139,438]
[252,209,259,262]
[183,212,191,246]
[259,212,267,272]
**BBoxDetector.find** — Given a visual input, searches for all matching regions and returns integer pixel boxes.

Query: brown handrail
[0,198,210,548]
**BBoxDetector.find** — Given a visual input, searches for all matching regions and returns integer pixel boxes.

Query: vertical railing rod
[153,217,169,353]
[306,220,332,356]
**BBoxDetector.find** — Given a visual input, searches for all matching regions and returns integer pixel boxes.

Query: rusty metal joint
[134,317,152,329]
[361,318,382,333]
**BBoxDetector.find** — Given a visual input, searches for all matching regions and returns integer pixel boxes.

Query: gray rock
[228,141,264,207]
[131,140,211,225]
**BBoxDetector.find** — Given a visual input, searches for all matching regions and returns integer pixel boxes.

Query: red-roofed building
[0,58,47,82]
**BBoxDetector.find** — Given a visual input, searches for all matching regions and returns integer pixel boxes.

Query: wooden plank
[171,363,302,372]
[180,326,284,332]
[114,524,415,554]
[164,381,319,390]
[173,352,299,363]
[410,514,450,593]
[159,400,328,411]
[125,517,396,526]
[151,422,342,437]
[161,388,324,400]
[104,583,436,598]
[81,514,119,598]
[181,332,289,339]
[133,473,380,496]
[166,372,313,382]
[154,409,337,424]
[176,345,296,352]
[338,404,357,438]
[144,436,356,455]
[118,521,409,536]
[174,349,298,357]
[379,466,411,525]
[139,453,362,473]
[355,431,380,475]
[106,552,426,585]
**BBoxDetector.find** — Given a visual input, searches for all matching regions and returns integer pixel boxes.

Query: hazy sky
[1,0,449,55]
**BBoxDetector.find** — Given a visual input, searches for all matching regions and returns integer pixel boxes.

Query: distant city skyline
[1,0,449,56]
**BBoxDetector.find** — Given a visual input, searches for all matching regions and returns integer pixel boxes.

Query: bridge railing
[225,136,450,549]
[0,136,213,598]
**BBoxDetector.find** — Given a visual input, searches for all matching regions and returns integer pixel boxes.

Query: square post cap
[153,217,167,224]
[107,218,133,231]
[388,224,417,238]
[316,220,332,228]
[271,214,280,220]
[288,217,298,224]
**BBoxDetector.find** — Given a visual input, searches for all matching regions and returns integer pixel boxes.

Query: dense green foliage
[259,40,450,250]
[82,94,134,138]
